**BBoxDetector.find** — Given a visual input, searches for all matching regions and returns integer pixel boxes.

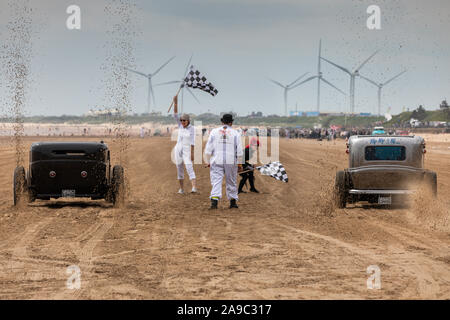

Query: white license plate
[62,189,76,197]
[378,196,391,205]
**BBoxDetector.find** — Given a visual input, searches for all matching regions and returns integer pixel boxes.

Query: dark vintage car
[334,135,437,208]
[13,141,124,206]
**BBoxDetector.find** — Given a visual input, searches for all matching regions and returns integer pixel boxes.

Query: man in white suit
[204,114,243,209]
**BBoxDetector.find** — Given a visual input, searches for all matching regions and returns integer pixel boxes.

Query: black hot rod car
[13,141,124,206]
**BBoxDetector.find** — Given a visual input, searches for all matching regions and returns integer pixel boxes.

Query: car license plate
[378,196,391,205]
[62,189,76,197]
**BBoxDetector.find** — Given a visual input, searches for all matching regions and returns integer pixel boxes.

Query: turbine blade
[289,75,317,89]
[147,79,152,112]
[149,83,156,107]
[184,54,193,77]
[186,87,201,104]
[318,39,322,57]
[152,56,176,76]
[124,67,147,78]
[321,57,351,75]
[321,77,346,95]
[268,78,286,88]
[153,80,182,87]
[359,74,379,87]
[355,50,379,71]
[318,39,322,73]
[383,70,406,86]
[288,72,309,87]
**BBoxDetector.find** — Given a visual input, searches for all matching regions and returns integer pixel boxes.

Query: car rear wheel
[111,165,125,207]
[13,166,27,206]
[334,170,348,208]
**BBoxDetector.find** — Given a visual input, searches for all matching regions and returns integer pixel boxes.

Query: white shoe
[191,188,198,193]
[178,189,184,194]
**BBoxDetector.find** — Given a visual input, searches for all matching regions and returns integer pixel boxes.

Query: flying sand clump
[1,1,33,167]
[102,0,139,204]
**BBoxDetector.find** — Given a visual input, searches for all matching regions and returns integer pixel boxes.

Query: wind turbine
[359,70,406,116]
[154,55,200,114]
[269,72,308,116]
[321,49,379,113]
[290,40,346,112]
[124,56,175,113]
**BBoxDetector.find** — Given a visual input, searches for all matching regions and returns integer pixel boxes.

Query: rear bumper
[349,189,415,195]
[36,193,105,199]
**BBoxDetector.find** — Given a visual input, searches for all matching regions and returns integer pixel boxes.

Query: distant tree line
[411,105,427,121]
[440,99,449,120]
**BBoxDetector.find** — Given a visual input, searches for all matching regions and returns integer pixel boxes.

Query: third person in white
[204,113,243,209]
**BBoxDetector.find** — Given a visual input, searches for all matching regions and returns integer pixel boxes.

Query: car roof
[31,141,108,152]
[348,135,423,146]
[352,135,414,138]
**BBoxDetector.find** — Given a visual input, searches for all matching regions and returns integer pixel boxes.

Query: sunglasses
[180,119,188,122]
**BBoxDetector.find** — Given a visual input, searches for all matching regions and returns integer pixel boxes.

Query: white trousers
[177,161,196,180]
[175,145,196,180]
[210,163,238,200]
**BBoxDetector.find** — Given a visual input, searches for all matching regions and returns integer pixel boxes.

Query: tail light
[49,171,56,178]
[81,171,87,178]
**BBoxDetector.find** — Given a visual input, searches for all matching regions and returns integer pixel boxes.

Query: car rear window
[52,150,86,156]
[365,146,406,161]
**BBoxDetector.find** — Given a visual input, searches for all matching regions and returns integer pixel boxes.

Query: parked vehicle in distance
[335,135,437,208]
[372,126,386,135]
[13,141,124,206]
[395,130,410,136]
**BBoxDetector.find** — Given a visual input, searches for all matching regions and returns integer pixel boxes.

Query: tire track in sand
[365,220,449,299]
[275,220,446,299]
[46,219,114,300]
[5,218,55,281]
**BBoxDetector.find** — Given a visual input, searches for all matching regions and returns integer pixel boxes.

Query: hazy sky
[0,0,449,116]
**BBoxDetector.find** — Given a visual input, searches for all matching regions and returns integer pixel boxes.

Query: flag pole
[238,168,258,174]
[167,85,183,113]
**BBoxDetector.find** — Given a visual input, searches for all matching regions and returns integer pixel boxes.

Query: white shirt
[205,125,243,165]
[174,114,195,155]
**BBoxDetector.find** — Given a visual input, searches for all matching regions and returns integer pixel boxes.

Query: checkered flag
[182,65,218,96]
[256,162,288,183]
